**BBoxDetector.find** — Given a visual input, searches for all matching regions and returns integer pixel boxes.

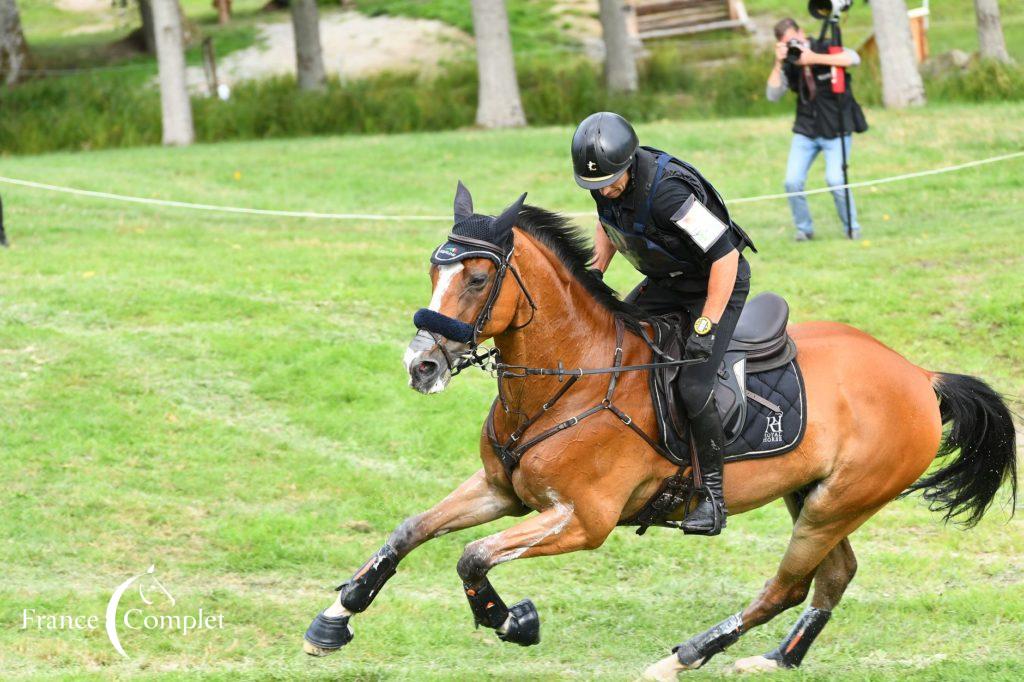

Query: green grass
[0,103,1022,680]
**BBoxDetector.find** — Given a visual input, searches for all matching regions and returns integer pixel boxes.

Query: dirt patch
[56,0,110,12]
[187,10,472,94]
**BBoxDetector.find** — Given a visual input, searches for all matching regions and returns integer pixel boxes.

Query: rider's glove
[684,316,717,362]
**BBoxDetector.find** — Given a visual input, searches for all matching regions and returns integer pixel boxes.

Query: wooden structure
[628,0,752,41]
[860,4,930,64]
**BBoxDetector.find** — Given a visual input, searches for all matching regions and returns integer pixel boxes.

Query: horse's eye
[468,274,488,288]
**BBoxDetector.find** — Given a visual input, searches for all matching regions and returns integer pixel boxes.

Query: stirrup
[681,489,726,536]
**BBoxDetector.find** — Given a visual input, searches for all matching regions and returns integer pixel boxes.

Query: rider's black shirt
[591,148,751,295]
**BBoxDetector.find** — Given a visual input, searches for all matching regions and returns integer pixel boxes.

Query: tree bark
[471,0,526,128]
[290,0,326,91]
[214,0,231,25]
[152,0,194,146]
[599,0,637,93]
[974,0,1012,63]
[0,0,29,86]
[870,0,926,108]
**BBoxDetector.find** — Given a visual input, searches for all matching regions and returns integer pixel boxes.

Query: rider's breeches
[627,278,748,416]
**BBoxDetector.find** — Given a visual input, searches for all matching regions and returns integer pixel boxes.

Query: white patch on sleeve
[671,196,728,253]
[428,263,464,312]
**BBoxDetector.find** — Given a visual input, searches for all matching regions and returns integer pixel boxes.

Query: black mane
[514,205,648,322]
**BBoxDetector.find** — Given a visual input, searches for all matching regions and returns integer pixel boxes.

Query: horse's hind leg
[643,494,880,680]
[303,468,525,655]
[730,494,859,672]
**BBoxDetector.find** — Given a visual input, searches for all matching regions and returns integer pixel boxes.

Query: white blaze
[428,263,463,312]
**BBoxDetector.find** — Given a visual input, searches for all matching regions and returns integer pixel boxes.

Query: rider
[571,112,755,536]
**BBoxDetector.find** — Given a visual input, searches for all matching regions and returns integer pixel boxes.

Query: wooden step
[634,0,723,16]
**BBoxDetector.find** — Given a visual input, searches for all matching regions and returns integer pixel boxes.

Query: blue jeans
[784,133,860,236]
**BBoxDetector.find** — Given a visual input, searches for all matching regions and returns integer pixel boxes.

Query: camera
[785,39,805,64]
[807,0,852,21]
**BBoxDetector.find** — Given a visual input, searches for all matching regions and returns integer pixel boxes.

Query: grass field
[1,103,1022,680]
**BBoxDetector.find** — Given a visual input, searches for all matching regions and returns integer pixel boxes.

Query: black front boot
[681,395,727,536]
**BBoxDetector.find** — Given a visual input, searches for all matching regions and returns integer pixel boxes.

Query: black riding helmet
[571,112,640,190]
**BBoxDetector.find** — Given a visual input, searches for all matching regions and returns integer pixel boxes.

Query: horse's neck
[493,238,617,376]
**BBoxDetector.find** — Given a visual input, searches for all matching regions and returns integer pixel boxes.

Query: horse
[302,186,1017,678]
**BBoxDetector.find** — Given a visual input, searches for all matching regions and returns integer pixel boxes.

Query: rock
[921,49,973,78]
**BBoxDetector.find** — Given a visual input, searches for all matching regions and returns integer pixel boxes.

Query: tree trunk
[214,0,231,25]
[870,0,926,108]
[471,0,526,128]
[974,0,1012,63]
[599,0,637,93]
[0,0,29,86]
[138,0,156,54]
[152,0,194,145]
[290,0,326,91]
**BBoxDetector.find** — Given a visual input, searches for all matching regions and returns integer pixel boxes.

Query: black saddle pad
[723,359,806,462]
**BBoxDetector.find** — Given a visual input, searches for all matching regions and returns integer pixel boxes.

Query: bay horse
[303,187,1017,678]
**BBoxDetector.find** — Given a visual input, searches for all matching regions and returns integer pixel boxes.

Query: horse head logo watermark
[105,564,175,657]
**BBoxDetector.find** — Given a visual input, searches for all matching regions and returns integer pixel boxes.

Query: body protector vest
[597,147,756,281]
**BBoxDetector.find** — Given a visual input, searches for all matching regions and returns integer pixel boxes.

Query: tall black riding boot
[681,394,727,536]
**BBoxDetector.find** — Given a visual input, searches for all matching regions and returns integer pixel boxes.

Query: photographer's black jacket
[784,38,868,139]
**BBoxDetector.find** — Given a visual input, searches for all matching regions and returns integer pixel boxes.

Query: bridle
[416,232,537,377]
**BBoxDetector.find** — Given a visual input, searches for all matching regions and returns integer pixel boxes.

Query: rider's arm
[592,221,617,272]
[702,249,739,324]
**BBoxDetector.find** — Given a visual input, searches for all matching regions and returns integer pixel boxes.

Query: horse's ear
[454,181,474,222]
[492,192,527,242]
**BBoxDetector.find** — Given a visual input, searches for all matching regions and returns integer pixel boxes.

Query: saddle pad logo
[762,412,784,444]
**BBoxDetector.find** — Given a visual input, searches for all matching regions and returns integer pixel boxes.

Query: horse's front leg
[303,468,526,655]
[456,497,617,646]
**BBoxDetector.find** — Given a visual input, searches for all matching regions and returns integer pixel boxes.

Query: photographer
[767,17,868,241]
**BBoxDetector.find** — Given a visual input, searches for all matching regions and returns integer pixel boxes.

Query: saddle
[648,292,803,466]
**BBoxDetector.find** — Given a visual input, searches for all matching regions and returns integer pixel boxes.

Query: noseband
[413,233,537,375]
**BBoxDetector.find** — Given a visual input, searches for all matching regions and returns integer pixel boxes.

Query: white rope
[564,149,1024,216]
[0,150,1020,222]
[0,176,450,221]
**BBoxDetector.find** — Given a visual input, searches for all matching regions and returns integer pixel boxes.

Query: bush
[0,47,1019,156]
[924,58,1024,103]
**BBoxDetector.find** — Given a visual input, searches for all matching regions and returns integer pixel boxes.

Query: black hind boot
[681,395,727,536]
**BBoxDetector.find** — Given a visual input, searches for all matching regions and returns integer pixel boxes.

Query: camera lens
[785,39,803,63]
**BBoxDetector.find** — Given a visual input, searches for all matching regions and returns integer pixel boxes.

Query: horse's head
[405,182,528,394]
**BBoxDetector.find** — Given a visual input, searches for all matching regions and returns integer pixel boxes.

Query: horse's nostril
[414,360,439,380]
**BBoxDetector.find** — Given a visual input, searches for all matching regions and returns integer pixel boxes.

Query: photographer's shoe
[794,231,814,242]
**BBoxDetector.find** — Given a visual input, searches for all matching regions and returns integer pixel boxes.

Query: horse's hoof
[496,599,540,646]
[303,640,338,657]
[729,654,781,673]
[641,653,684,680]
[303,610,353,656]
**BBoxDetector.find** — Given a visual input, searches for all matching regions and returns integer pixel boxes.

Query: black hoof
[497,599,540,647]
[303,611,353,655]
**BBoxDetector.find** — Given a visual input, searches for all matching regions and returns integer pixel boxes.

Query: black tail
[901,373,1018,528]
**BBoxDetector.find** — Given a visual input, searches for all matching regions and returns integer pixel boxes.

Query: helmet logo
[587,161,597,171]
